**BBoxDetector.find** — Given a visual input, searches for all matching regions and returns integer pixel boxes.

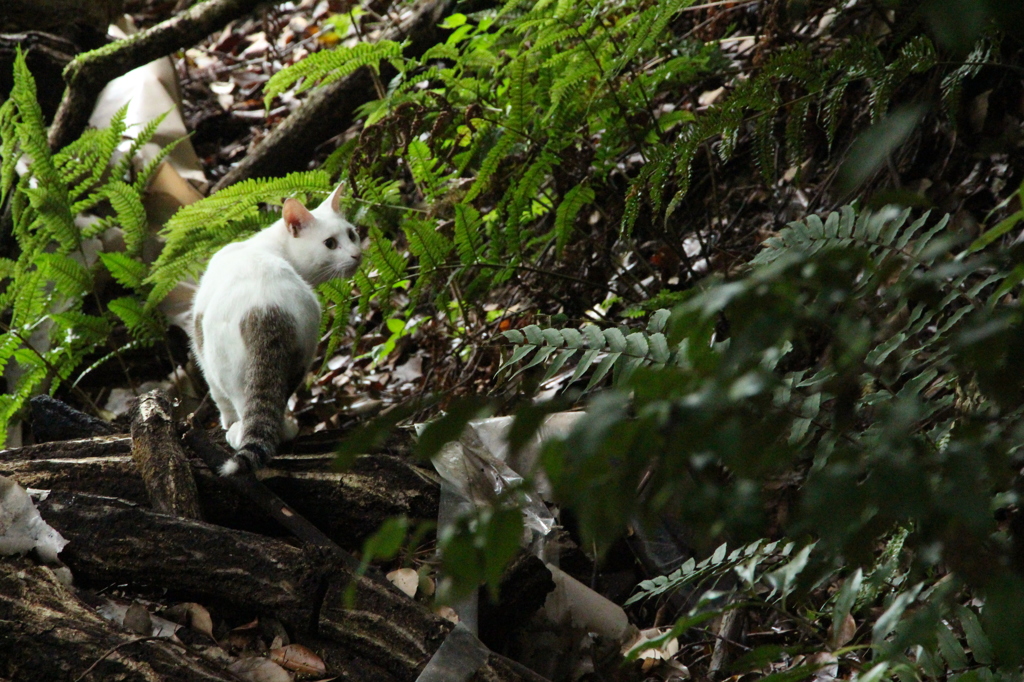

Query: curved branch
[47,0,266,150]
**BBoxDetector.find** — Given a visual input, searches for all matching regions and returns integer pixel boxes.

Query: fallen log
[0,433,131,461]
[0,557,235,682]
[29,394,118,443]
[0,446,439,549]
[35,491,549,682]
[130,391,202,519]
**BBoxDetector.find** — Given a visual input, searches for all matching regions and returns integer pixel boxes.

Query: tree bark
[129,391,202,519]
[0,557,235,682]
[47,0,268,150]
[210,0,457,191]
[34,492,549,682]
[0,439,440,549]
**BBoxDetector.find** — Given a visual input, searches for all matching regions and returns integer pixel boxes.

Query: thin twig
[73,636,170,682]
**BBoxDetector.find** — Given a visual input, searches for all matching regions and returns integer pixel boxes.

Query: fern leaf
[553,182,593,257]
[264,40,405,104]
[49,311,112,347]
[110,111,170,183]
[99,251,149,290]
[465,131,515,202]
[37,253,92,298]
[940,40,991,126]
[406,219,454,273]
[104,181,148,256]
[108,296,166,342]
[453,204,484,265]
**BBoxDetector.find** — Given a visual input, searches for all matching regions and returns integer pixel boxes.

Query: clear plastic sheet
[431,432,555,539]
[414,622,491,682]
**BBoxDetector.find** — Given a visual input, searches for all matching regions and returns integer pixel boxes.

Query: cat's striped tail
[219,305,306,476]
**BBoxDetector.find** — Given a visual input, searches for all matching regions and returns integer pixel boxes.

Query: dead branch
[47,0,267,150]
[210,0,456,192]
[129,391,202,519]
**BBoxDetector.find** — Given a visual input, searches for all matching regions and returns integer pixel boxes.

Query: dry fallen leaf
[435,605,459,623]
[227,657,292,682]
[418,572,436,598]
[808,651,839,682]
[387,568,419,598]
[269,643,327,675]
[622,627,679,666]
[165,602,215,639]
[123,601,152,635]
[828,612,856,649]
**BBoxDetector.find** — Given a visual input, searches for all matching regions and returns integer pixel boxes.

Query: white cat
[190,185,361,475]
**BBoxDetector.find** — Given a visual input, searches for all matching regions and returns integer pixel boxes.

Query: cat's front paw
[226,421,245,449]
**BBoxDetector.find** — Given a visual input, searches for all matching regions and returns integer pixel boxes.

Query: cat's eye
[324,237,338,250]
[347,228,357,242]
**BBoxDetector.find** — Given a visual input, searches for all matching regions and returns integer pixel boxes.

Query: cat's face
[282,185,362,285]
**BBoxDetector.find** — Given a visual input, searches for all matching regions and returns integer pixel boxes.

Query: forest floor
[2,0,1023,680]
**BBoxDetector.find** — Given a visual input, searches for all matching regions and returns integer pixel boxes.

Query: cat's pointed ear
[329,183,345,214]
[283,198,314,237]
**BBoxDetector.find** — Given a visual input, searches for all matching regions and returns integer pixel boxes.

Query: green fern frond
[317,278,354,373]
[507,53,532,136]
[406,139,451,202]
[553,182,593,256]
[870,36,936,121]
[453,204,484,265]
[99,251,149,290]
[264,40,406,105]
[611,0,696,76]
[104,181,148,256]
[498,309,681,390]
[406,219,453,273]
[751,206,949,273]
[940,39,992,126]
[37,253,93,298]
[110,110,170,183]
[49,311,112,347]
[0,99,20,204]
[108,296,166,342]
[465,131,516,202]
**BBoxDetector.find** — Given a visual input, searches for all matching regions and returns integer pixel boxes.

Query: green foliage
[496,201,1024,671]
[227,0,1002,374]
[251,0,727,324]
[622,535,1007,678]
[263,40,404,105]
[245,3,1023,662]
[437,504,524,604]
[498,307,678,391]
[0,50,167,441]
